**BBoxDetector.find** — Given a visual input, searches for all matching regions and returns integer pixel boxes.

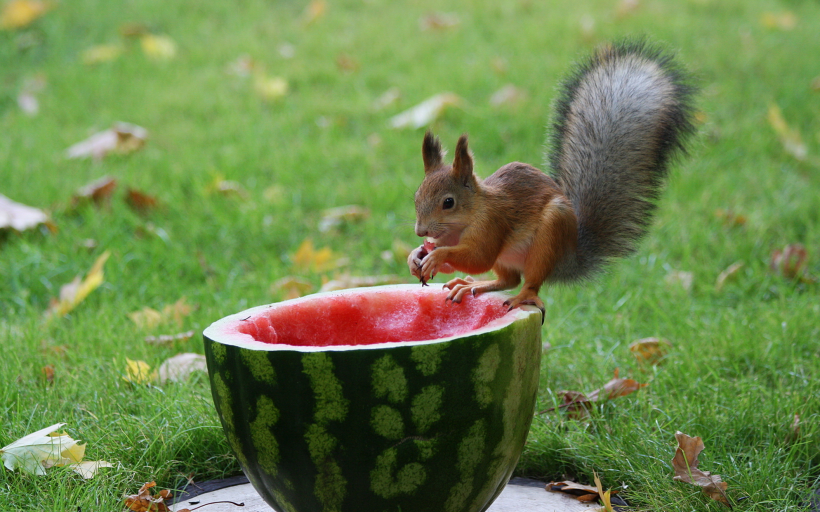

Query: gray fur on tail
[549,39,696,281]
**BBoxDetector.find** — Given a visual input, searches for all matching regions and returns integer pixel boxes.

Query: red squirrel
[408,41,696,317]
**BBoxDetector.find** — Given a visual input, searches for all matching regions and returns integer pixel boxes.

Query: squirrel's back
[549,40,696,282]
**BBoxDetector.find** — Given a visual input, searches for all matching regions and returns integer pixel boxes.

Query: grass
[1,0,819,510]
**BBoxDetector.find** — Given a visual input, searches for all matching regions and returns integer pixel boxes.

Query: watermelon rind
[204,284,542,512]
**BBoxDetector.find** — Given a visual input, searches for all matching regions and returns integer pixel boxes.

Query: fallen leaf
[629,337,672,365]
[301,0,327,25]
[336,53,360,73]
[82,44,123,65]
[419,11,460,31]
[665,270,693,291]
[125,187,160,213]
[760,11,797,30]
[292,239,347,273]
[123,358,155,385]
[253,74,288,101]
[373,87,401,111]
[489,84,526,107]
[144,330,195,346]
[389,92,461,129]
[715,261,744,292]
[587,368,648,401]
[205,175,250,199]
[66,122,148,160]
[318,205,370,232]
[119,22,149,38]
[124,481,172,512]
[671,431,730,506]
[157,353,207,384]
[714,209,747,227]
[0,193,48,231]
[0,0,51,30]
[140,33,176,60]
[770,244,808,280]
[46,251,111,318]
[270,276,314,300]
[128,297,193,329]
[72,176,118,207]
[768,104,807,161]
[41,364,55,384]
[546,479,600,496]
[615,0,640,18]
[0,423,111,478]
[593,471,614,512]
[320,274,404,292]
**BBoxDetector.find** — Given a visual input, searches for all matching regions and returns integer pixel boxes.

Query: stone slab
[170,477,598,512]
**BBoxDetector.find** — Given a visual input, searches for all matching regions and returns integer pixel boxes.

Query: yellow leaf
[271,276,314,300]
[0,424,110,479]
[593,471,614,512]
[292,239,346,273]
[389,93,461,129]
[767,104,807,160]
[140,34,176,60]
[629,337,672,365]
[128,307,163,330]
[302,0,327,25]
[715,261,744,292]
[760,11,797,30]
[0,0,50,30]
[47,251,110,318]
[82,44,123,65]
[254,75,288,101]
[123,358,155,384]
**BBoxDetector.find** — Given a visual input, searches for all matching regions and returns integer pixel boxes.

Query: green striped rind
[204,291,541,512]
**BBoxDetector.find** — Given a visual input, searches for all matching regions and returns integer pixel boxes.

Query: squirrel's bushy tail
[549,40,696,281]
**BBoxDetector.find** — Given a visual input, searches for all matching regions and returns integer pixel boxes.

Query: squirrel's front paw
[407,245,427,282]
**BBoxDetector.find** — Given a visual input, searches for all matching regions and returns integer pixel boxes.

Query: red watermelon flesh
[233,287,510,347]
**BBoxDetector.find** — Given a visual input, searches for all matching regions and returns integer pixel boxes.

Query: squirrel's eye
[442,197,455,210]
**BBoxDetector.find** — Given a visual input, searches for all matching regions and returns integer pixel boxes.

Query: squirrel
[407,40,697,318]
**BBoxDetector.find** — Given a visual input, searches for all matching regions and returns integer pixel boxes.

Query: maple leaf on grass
[629,337,672,366]
[71,175,118,208]
[292,239,348,273]
[671,431,731,506]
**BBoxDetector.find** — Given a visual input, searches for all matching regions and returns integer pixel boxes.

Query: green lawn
[2,0,819,510]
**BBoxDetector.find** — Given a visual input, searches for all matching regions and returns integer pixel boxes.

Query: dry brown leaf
[770,244,808,280]
[125,187,159,213]
[46,251,110,318]
[389,93,461,129]
[128,297,193,330]
[320,274,404,292]
[157,353,207,384]
[419,11,460,31]
[629,337,672,366]
[546,480,599,496]
[715,261,744,292]
[760,11,797,30]
[671,431,730,506]
[318,205,370,232]
[767,104,807,161]
[72,176,118,207]
[270,276,314,300]
[119,22,149,38]
[0,0,51,30]
[144,330,195,346]
[0,194,47,231]
[714,209,747,227]
[587,368,648,401]
[124,481,172,512]
[66,123,148,160]
[41,364,55,384]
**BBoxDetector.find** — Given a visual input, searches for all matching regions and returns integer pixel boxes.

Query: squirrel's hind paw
[503,292,545,324]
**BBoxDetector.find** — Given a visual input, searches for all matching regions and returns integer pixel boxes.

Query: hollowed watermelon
[203,284,542,512]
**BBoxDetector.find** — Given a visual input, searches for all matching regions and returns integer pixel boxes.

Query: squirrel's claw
[504,293,546,325]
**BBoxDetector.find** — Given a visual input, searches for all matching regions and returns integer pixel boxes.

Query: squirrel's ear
[422,131,444,173]
[452,134,474,185]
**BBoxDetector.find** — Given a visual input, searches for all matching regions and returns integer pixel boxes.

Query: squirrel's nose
[415,224,427,238]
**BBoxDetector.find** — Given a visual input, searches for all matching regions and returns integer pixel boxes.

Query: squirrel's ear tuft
[452,134,474,185]
[422,131,444,173]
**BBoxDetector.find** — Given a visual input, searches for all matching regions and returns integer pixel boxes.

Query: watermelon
[203,284,542,512]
